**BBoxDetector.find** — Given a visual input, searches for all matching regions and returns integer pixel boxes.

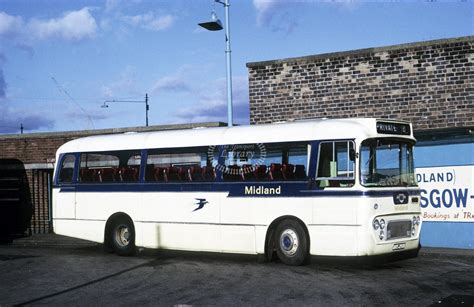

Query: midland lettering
[245,185,281,195]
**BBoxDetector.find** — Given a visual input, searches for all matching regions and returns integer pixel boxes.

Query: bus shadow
[307,254,411,271]
[0,159,32,244]
[137,247,259,265]
[134,247,417,271]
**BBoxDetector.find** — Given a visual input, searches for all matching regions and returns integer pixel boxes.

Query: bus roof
[56,118,415,154]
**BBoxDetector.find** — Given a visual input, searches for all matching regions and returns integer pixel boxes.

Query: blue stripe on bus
[54,182,420,198]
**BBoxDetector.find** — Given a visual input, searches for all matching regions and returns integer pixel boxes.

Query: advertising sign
[416,165,474,222]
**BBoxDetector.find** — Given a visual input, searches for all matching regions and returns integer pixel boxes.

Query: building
[247,36,473,249]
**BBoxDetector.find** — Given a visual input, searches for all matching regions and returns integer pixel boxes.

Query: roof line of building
[246,36,474,68]
[0,122,227,140]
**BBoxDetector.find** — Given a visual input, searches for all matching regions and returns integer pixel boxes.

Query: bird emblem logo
[193,198,209,212]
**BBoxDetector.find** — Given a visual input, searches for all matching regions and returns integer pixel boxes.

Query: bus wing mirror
[350,149,357,161]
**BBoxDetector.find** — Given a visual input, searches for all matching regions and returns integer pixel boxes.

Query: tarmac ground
[0,234,473,306]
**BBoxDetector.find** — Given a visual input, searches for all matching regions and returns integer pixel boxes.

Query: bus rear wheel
[275,219,308,266]
[110,217,136,256]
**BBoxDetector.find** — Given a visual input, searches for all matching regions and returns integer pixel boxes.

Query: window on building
[79,150,141,183]
[58,154,76,184]
[316,141,355,188]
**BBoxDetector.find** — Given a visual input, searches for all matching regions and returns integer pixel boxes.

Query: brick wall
[0,122,226,165]
[247,36,474,131]
[0,135,75,165]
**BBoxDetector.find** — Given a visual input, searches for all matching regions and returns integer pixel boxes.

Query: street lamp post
[199,0,233,127]
[102,93,149,127]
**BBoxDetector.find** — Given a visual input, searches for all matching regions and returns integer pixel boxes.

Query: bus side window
[145,147,211,182]
[221,142,308,181]
[316,141,355,188]
[122,152,141,183]
[287,145,308,180]
[78,151,140,183]
[58,154,76,184]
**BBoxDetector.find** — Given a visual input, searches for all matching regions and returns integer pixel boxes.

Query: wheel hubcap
[279,229,299,256]
[115,225,130,247]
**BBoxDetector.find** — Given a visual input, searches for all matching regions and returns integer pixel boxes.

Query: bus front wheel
[109,216,136,256]
[275,219,308,266]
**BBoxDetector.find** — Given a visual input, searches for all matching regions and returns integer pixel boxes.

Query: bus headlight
[416,216,420,225]
[380,219,386,230]
[379,231,384,240]
[373,219,380,230]
[412,227,416,236]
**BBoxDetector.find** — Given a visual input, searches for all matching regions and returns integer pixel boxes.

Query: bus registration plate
[392,242,406,251]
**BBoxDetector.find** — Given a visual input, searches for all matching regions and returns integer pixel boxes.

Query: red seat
[282,164,295,180]
[253,165,268,180]
[101,168,118,182]
[294,165,307,180]
[242,164,256,180]
[79,168,94,183]
[166,167,181,181]
[269,163,284,181]
[145,165,155,181]
[154,167,166,182]
[191,166,204,181]
[92,169,101,182]
[120,167,138,182]
[179,167,192,182]
[223,165,243,181]
[202,166,216,181]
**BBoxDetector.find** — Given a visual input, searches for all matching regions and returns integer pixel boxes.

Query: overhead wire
[51,77,95,130]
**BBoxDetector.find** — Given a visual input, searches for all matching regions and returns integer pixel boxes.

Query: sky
[0,0,472,134]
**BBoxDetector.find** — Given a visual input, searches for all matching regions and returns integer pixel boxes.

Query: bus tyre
[275,219,308,266]
[110,217,136,256]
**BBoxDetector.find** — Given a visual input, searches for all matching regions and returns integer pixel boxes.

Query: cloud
[0,106,54,133]
[105,0,121,13]
[105,0,144,13]
[252,0,298,34]
[65,110,107,121]
[0,52,54,133]
[101,65,140,98]
[151,67,193,94]
[152,76,191,93]
[0,68,5,98]
[0,53,6,98]
[171,76,250,125]
[253,0,279,26]
[14,42,35,58]
[122,12,175,31]
[0,11,23,37]
[0,8,98,43]
[28,8,98,41]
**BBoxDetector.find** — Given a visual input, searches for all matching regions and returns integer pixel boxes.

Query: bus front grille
[387,220,412,240]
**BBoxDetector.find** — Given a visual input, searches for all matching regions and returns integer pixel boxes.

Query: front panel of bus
[356,136,421,255]
[308,120,421,257]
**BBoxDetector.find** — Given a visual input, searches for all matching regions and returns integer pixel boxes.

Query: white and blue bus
[53,118,421,265]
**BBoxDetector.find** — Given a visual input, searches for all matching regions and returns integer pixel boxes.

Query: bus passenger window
[221,142,309,181]
[316,141,355,188]
[122,153,141,182]
[145,147,211,182]
[78,150,140,183]
[221,143,272,181]
[58,154,75,183]
[288,145,308,180]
